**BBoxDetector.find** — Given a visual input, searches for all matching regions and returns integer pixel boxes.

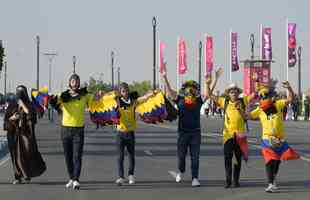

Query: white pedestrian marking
[168,170,177,178]
[150,123,310,163]
[144,150,153,156]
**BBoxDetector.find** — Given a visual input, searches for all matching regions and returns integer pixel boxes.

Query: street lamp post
[198,41,202,90]
[36,36,40,89]
[73,56,76,74]
[111,51,114,89]
[43,52,57,122]
[117,67,120,87]
[298,46,302,99]
[4,61,7,96]
[152,17,157,90]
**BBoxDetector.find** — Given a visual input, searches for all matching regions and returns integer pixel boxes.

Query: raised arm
[282,81,294,105]
[161,65,177,100]
[205,67,223,102]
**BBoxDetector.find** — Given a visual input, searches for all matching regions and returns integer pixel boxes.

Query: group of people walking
[2,67,300,193]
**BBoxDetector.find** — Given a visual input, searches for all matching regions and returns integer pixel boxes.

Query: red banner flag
[231,32,239,71]
[159,41,166,74]
[262,27,272,60]
[205,36,213,77]
[288,23,297,67]
[178,37,187,75]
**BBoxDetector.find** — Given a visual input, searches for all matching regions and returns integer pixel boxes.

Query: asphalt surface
[0,114,310,200]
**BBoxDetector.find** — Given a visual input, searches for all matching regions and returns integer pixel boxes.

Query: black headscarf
[16,85,31,104]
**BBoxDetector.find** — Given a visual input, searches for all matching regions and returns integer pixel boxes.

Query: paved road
[0,115,310,200]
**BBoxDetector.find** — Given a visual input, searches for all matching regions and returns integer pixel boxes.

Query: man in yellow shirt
[206,70,249,189]
[248,81,299,193]
[49,73,93,190]
[115,82,157,186]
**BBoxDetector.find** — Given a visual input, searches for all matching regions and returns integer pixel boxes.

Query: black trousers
[116,131,135,178]
[224,138,242,184]
[177,132,201,179]
[265,160,281,184]
[61,126,84,181]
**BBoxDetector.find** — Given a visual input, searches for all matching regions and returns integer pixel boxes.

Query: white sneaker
[65,179,74,188]
[265,184,274,193]
[72,180,80,190]
[116,178,125,186]
[192,178,201,187]
[272,181,278,190]
[128,175,135,185]
[175,173,183,183]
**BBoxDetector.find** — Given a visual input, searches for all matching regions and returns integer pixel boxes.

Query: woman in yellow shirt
[248,82,299,193]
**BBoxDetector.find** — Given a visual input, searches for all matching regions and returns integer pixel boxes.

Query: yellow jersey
[217,96,250,144]
[57,93,93,127]
[249,99,286,140]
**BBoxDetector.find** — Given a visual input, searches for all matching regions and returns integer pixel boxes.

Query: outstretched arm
[136,90,158,104]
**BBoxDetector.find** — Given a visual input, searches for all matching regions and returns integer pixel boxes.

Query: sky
[0,0,309,94]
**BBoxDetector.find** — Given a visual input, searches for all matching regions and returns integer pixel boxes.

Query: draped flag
[288,23,297,67]
[231,32,239,72]
[205,36,213,78]
[178,37,187,75]
[261,139,300,164]
[235,133,249,162]
[262,27,272,60]
[159,41,166,74]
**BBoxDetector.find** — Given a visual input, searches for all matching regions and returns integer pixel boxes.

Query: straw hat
[224,82,242,96]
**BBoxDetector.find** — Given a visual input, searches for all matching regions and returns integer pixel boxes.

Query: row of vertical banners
[158,23,297,76]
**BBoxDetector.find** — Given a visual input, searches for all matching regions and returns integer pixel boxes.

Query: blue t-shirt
[175,95,203,133]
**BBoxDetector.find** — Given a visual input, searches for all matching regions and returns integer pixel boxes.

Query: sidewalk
[0,115,8,160]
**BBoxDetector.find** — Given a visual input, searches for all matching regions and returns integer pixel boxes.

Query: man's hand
[205,75,212,85]
[160,63,167,77]
[215,67,224,79]
[9,112,20,121]
[282,81,291,89]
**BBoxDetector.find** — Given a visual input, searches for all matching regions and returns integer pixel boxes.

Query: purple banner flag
[231,32,239,72]
[262,27,272,60]
[288,23,297,67]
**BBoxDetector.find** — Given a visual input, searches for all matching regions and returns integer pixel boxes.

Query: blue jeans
[61,126,84,181]
[116,131,135,178]
[177,132,201,179]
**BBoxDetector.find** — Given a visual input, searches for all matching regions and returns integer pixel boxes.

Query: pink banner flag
[262,27,272,60]
[159,41,166,74]
[205,36,213,77]
[288,23,297,67]
[231,32,239,72]
[178,37,187,75]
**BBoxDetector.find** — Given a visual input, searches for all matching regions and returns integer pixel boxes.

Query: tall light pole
[73,56,76,74]
[111,51,114,89]
[44,52,57,122]
[36,36,40,89]
[4,61,7,96]
[298,46,302,99]
[198,41,202,90]
[117,67,120,87]
[152,17,157,90]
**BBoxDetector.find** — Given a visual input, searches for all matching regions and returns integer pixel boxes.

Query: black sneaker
[233,182,240,188]
[224,182,232,188]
